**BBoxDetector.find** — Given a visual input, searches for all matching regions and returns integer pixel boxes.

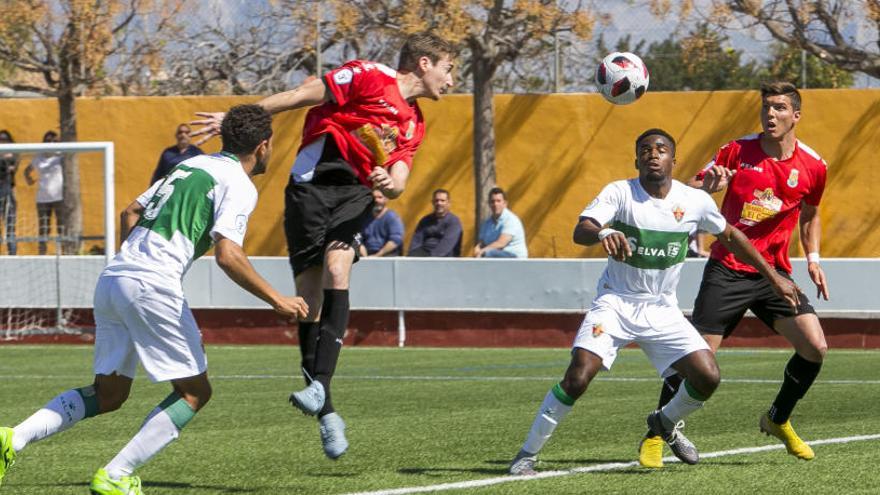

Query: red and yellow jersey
[298,60,425,186]
[697,134,827,274]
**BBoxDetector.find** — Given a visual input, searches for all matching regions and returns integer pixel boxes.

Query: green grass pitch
[0,345,878,494]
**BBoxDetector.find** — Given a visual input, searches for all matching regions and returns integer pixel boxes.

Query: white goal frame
[0,141,115,262]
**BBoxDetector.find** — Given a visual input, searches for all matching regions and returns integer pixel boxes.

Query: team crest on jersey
[672,204,685,222]
[333,69,353,85]
[404,120,415,140]
[592,324,604,337]
[787,168,799,188]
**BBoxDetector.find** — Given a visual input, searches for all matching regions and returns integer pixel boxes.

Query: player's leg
[294,266,324,385]
[752,278,823,460]
[96,372,211,493]
[91,279,208,492]
[0,276,138,486]
[510,306,623,475]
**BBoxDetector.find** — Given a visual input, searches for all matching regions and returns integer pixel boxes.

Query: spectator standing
[408,188,462,257]
[474,187,527,258]
[359,189,404,257]
[24,131,65,255]
[150,124,203,185]
[0,130,18,255]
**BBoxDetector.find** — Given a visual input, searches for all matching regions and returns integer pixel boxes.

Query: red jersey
[297,60,425,186]
[698,134,827,274]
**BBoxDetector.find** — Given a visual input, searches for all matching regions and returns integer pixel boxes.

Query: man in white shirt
[24,130,64,255]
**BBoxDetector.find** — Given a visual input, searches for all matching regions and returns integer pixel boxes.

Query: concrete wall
[0,90,878,257]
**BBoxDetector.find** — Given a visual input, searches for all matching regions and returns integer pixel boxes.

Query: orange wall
[0,89,877,257]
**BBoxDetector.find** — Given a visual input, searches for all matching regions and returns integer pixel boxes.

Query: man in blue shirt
[474,187,528,258]
[359,189,404,257]
[408,189,462,257]
[150,124,204,185]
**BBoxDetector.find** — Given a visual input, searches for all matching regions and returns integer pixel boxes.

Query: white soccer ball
[595,52,649,105]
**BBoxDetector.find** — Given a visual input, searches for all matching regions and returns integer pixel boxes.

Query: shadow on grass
[399,466,507,476]
[30,481,259,493]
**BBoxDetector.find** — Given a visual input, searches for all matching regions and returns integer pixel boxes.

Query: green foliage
[0,345,878,494]
[599,24,855,91]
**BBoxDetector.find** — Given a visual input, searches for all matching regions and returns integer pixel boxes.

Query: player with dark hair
[509,129,799,475]
[639,81,830,468]
[0,105,308,494]
[192,32,455,459]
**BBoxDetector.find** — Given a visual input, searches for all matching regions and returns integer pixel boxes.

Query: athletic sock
[521,383,575,455]
[297,321,320,385]
[12,385,99,452]
[657,374,683,409]
[104,392,196,479]
[769,353,822,424]
[313,289,349,416]
[659,380,707,428]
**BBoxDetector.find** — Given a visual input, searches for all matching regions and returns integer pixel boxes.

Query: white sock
[13,388,91,451]
[659,381,705,425]
[104,407,178,479]
[521,384,574,455]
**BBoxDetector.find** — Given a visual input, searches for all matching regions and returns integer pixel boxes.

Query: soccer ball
[595,52,649,105]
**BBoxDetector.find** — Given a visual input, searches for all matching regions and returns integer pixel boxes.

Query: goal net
[0,141,115,339]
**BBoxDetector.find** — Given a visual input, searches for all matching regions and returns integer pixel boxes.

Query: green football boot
[0,427,16,487]
[89,468,144,495]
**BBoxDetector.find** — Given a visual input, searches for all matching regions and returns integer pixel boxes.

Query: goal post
[0,141,116,262]
[0,141,114,337]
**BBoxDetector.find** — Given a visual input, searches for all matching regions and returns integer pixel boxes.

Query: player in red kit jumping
[192,32,455,459]
[639,81,830,467]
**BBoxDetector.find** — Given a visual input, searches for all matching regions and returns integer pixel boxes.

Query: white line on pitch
[341,433,880,495]
[0,374,879,385]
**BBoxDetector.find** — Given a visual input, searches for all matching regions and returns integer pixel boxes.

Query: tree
[704,1,880,78]
[0,0,183,252]
[759,42,854,88]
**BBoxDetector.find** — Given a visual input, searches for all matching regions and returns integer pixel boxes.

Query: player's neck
[760,132,797,160]
[639,177,671,199]
[396,71,423,101]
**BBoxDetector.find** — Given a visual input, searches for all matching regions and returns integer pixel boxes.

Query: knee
[182,386,212,412]
[811,342,828,362]
[324,261,350,287]
[96,385,130,413]
[691,364,721,399]
[561,367,593,400]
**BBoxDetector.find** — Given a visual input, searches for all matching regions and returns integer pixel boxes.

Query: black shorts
[692,259,815,338]
[283,159,373,276]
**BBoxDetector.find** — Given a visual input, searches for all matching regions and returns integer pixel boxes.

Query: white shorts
[572,293,709,377]
[93,275,207,382]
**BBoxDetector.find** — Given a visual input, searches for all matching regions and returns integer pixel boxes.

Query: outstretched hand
[701,166,735,193]
[190,112,225,146]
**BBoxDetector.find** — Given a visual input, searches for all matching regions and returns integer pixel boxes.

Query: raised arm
[119,200,144,245]
[190,76,329,145]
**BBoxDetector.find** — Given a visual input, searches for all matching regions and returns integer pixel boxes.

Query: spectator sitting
[359,189,404,257]
[24,130,65,255]
[408,188,462,257]
[0,129,19,255]
[150,123,203,184]
[473,186,528,258]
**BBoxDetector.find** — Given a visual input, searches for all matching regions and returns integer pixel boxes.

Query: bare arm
[214,237,309,318]
[371,240,400,257]
[572,217,632,261]
[368,161,410,199]
[799,203,829,300]
[714,224,800,308]
[190,77,328,145]
[119,200,144,245]
[24,162,35,186]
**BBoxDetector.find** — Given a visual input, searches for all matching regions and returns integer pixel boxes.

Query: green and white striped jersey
[103,153,257,289]
[580,178,726,304]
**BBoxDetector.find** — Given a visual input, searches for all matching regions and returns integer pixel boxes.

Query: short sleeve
[135,180,162,207]
[324,61,373,107]
[804,161,827,206]
[696,190,727,235]
[579,182,622,226]
[209,179,258,247]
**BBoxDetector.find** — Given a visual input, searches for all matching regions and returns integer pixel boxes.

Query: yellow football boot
[759,413,815,460]
[638,434,664,468]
